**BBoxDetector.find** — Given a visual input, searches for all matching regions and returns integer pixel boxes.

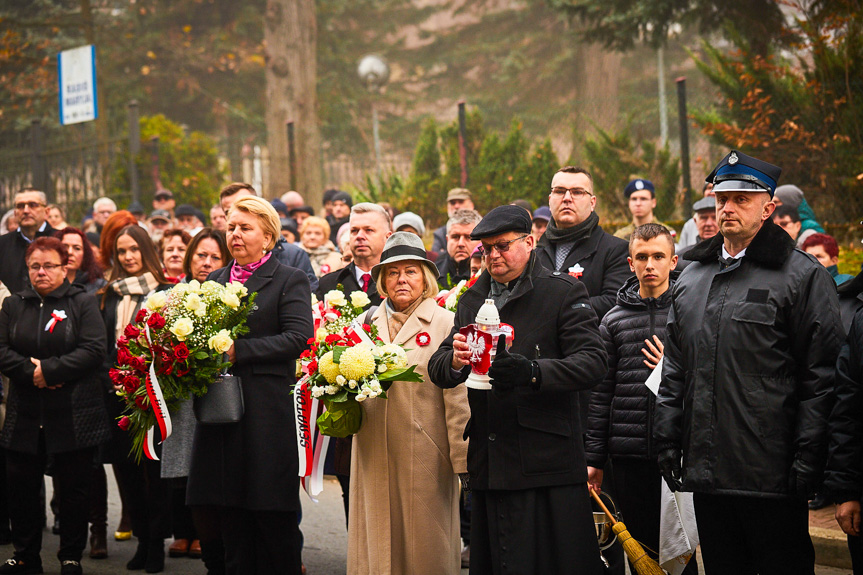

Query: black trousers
[694,492,815,575]
[612,459,698,574]
[171,478,197,540]
[470,485,604,575]
[112,454,171,540]
[848,534,863,574]
[6,438,95,563]
[218,507,301,575]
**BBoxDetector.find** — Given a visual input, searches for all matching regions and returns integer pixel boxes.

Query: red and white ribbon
[345,318,375,347]
[142,323,172,461]
[44,309,67,333]
[294,375,330,501]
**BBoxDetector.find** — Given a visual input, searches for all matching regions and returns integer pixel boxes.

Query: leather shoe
[0,558,43,574]
[188,540,201,559]
[168,539,189,558]
[89,529,107,559]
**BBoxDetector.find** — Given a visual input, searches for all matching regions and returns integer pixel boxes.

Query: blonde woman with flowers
[186,196,313,575]
[348,232,469,575]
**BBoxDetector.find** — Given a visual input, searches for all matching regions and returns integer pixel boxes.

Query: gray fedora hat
[371,231,438,283]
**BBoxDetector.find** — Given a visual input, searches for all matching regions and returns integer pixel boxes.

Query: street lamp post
[357,55,390,184]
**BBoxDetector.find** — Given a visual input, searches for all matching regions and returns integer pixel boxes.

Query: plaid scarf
[110,272,161,338]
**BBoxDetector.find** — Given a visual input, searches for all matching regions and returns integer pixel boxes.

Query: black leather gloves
[488,336,540,391]
[657,447,683,492]
[789,457,820,500]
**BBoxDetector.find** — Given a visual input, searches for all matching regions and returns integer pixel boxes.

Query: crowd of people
[0,148,859,575]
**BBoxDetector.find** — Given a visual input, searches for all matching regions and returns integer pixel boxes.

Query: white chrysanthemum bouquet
[113,280,256,459]
[296,286,421,437]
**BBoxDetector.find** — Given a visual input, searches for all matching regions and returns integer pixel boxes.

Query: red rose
[135,309,148,323]
[147,313,166,330]
[307,359,318,374]
[116,335,129,349]
[134,395,149,411]
[123,375,140,392]
[109,368,123,384]
[117,347,133,367]
[362,323,372,333]
[129,356,147,372]
[300,350,311,359]
[307,337,316,345]
[416,332,431,347]
[117,416,131,431]
[124,324,141,339]
[173,343,190,361]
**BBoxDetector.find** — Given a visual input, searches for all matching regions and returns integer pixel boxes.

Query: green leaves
[378,365,423,383]
[317,399,363,438]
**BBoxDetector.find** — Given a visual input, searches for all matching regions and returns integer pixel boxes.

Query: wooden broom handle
[588,486,618,525]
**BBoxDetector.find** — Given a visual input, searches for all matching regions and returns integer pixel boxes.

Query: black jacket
[0,225,57,293]
[272,237,319,292]
[535,223,630,320]
[585,273,676,466]
[654,219,844,498]
[429,253,608,491]
[825,306,863,503]
[838,273,863,334]
[0,281,110,454]
[435,251,472,289]
[316,262,383,308]
[187,256,314,511]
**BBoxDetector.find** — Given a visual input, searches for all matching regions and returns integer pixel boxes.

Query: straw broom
[589,487,666,575]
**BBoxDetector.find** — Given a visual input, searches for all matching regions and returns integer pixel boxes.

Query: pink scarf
[229,251,271,284]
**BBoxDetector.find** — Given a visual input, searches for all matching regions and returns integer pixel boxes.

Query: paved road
[22,474,851,574]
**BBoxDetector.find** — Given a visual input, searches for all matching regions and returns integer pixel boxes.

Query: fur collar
[684,217,796,269]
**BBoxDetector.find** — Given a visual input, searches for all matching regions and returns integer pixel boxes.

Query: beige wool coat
[347,296,469,575]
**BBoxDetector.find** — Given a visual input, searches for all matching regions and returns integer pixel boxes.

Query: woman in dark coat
[187,196,313,575]
[0,237,110,575]
[98,225,173,572]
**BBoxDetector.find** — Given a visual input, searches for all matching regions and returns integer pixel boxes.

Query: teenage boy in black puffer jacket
[584,223,698,575]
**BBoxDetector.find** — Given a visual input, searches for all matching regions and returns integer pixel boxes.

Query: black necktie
[718,255,735,270]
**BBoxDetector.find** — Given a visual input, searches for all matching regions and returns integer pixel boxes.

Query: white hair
[93,197,117,211]
[350,202,392,230]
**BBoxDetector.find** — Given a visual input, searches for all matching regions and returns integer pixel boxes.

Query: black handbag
[194,367,244,424]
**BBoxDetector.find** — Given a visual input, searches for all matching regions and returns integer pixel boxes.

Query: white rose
[377,364,387,373]
[311,386,324,399]
[146,292,166,310]
[316,328,328,342]
[325,385,340,395]
[169,317,194,341]
[355,393,367,402]
[221,291,241,309]
[336,375,347,385]
[350,291,371,308]
[185,293,204,314]
[324,290,347,307]
[187,279,202,293]
[208,329,234,354]
[348,380,358,389]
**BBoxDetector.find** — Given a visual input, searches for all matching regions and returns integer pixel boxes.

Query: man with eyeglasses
[0,188,57,293]
[432,188,476,255]
[430,205,608,575]
[436,209,482,289]
[536,166,630,321]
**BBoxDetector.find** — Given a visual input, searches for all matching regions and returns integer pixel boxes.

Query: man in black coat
[435,209,481,289]
[654,150,844,574]
[535,166,630,321]
[429,205,607,575]
[0,188,56,293]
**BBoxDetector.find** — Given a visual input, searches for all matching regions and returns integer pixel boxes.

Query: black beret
[331,191,353,207]
[174,204,196,217]
[469,205,531,240]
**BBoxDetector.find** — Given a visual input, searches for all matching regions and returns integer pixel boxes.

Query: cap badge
[729,152,739,165]
[635,180,644,190]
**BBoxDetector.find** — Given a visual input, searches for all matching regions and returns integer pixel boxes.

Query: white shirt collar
[721,244,747,260]
[354,264,372,284]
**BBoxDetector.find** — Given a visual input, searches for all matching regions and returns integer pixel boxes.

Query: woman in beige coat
[347,232,469,575]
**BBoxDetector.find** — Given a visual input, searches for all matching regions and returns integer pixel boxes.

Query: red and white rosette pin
[416,332,431,347]
[44,309,67,333]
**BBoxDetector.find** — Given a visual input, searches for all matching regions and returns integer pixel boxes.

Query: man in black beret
[655,150,844,573]
[430,205,608,575]
[326,191,352,245]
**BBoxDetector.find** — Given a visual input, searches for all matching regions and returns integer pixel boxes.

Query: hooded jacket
[654,219,844,498]
[585,272,677,466]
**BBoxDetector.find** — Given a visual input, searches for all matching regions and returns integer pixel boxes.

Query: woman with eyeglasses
[98,225,174,573]
[0,237,110,575]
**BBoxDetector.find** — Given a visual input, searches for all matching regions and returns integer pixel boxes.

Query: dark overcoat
[186,256,313,511]
[0,225,56,294]
[535,223,630,321]
[428,253,608,491]
[0,281,110,454]
[654,219,844,498]
[316,262,383,307]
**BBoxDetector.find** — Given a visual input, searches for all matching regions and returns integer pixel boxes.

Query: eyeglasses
[479,235,528,256]
[28,263,63,272]
[550,187,592,198]
[15,201,44,210]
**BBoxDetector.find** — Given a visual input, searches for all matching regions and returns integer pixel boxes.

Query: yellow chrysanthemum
[318,351,340,384]
[338,345,376,381]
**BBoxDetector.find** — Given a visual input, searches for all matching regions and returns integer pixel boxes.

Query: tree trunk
[264,0,321,206]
